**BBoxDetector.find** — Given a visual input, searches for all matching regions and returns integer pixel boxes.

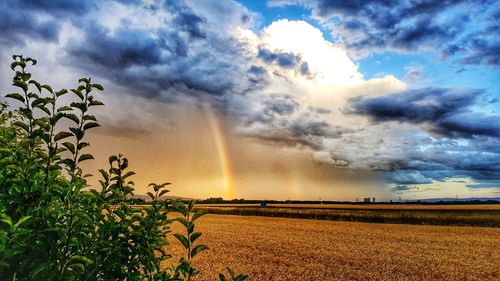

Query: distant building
[372,197,376,203]
[363,197,371,203]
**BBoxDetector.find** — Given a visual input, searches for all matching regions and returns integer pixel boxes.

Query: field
[198,203,500,211]
[194,204,500,227]
[166,214,500,281]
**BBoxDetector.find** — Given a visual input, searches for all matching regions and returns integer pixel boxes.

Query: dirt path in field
[164,214,500,281]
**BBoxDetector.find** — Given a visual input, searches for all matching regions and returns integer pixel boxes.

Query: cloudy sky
[1,0,499,200]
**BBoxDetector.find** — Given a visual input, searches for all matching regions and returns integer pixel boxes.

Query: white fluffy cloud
[232,19,410,170]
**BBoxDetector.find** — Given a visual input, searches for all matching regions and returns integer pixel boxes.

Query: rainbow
[206,105,234,199]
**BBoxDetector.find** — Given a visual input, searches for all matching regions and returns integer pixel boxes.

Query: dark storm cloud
[345,87,500,138]
[456,6,500,66]
[240,119,346,150]
[308,106,331,115]
[263,94,299,116]
[466,180,500,188]
[299,62,311,76]
[346,87,478,123]
[391,185,419,192]
[270,0,500,67]
[248,65,267,75]
[239,94,348,150]
[63,0,258,99]
[0,0,118,46]
[258,48,301,68]
[435,113,500,138]
[394,136,500,182]
[391,171,433,185]
[343,86,500,185]
[1,0,258,100]
[0,8,60,46]
[16,0,97,15]
[71,24,167,69]
[0,0,145,46]
[459,35,500,67]
[0,1,63,45]
[290,120,342,139]
[257,48,311,75]
[163,0,207,39]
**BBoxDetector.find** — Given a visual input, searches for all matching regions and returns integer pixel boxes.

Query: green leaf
[219,274,227,281]
[31,98,45,107]
[62,142,75,154]
[63,158,75,169]
[173,233,189,249]
[146,192,155,201]
[78,154,94,162]
[41,84,53,93]
[13,121,29,132]
[77,142,90,150]
[0,214,12,227]
[192,210,208,222]
[54,131,73,142]
[10,61,19,70]
[235,275,248,281]
[190,232,202,243]
[123,171,135,179]
[6,93,25,103]
[108,155,118,164]
[55,89,68,97]
[13,80,28,91]
[69,255,93,266]
[99,169,109,181]
[53,112,65,124]
[158,182,172,189]
[159,189,170,197]
[175,205,188,217]
[29,80,42,92]
[71,89,84,100]
[83,115,97,121]
[83,122,100,130]
[64,113,80,124]
[12,216,32,232]
[69,127,84,140]
[79,78,90,84]
[89,100,104,106]
[36,105,51,115]
[190,245,208,258]
[188,200,196,212]
[22,72,31,81]
[92,83,104,90]
[26,57,37,65]
[68,263,85,272]
[57,106,72,112]
[70,102,87,112]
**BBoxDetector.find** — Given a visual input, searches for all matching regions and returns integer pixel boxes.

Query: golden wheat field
[200,203,500,211]
[165,214,500,281]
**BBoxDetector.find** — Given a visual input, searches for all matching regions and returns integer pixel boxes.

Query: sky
[0,0,499,201]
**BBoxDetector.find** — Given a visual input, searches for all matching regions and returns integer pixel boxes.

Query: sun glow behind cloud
[261,20,363,85]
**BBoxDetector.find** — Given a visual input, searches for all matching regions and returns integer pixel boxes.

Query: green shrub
[0,55,247,281]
